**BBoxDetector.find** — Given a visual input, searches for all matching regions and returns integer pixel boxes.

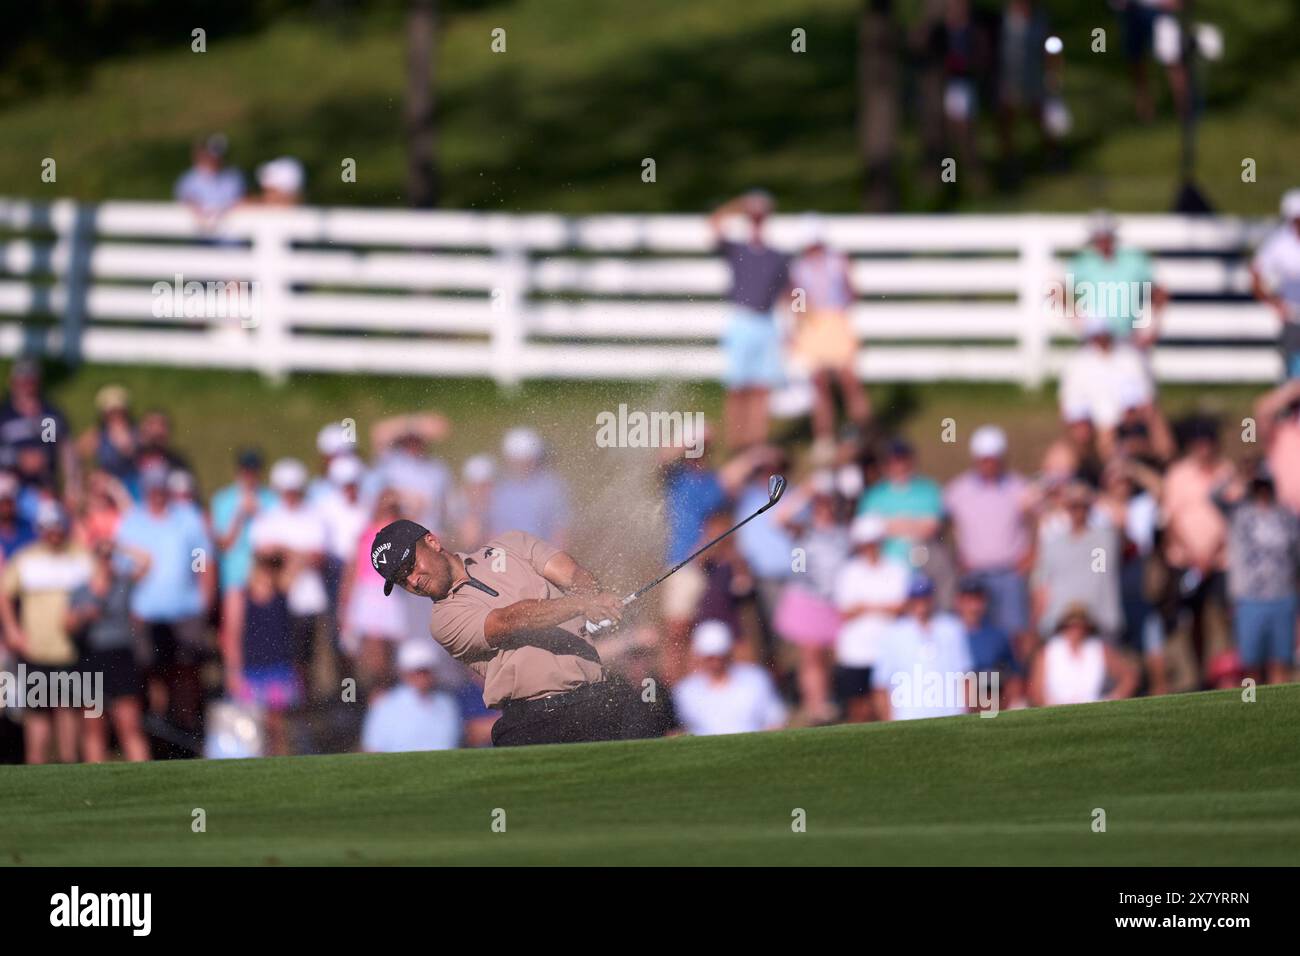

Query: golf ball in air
[1044,36,1063,55]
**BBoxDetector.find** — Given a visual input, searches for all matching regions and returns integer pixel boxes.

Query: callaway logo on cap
[370,519,431,595]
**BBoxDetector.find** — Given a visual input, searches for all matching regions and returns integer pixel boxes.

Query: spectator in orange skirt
[788,219,870,459]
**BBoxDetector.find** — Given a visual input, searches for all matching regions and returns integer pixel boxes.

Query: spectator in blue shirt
[734,448,795,662]
[488,428,572,547]
[74,384,139,495]
[955,576,1024,709]
[0,472,34,559]
[362,640,462,753]
[115,467,216,739]
[0,359,76,498]
[873,574,974,721]
[174,133,245,228]
[657,436,765,678]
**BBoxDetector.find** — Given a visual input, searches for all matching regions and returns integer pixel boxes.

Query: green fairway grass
[2,686,1297,865]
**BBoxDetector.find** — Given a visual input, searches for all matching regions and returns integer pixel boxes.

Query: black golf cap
[370,519,430,595]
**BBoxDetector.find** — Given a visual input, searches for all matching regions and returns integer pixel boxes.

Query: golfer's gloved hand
[581,592,624,634]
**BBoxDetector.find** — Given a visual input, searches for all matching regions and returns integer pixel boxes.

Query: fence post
[490,245,527,388]
[1018,218,1052,390]
[59,201,96,366]
[251,220,289,384]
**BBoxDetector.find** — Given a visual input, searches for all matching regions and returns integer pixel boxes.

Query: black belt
[500,679,610,716]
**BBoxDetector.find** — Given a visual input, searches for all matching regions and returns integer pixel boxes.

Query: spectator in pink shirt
[943,426,1035,645]
[338,491,409,691]
[1254,378,1300,515]
[1160,419,1235,685]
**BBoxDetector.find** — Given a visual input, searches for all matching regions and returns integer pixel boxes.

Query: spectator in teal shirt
[209,448,278,594]
[1066,211,1167,348]
[856,439,944,566]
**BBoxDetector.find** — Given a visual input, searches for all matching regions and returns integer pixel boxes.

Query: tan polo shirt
[427,530,605,708]
[1,541,94,666]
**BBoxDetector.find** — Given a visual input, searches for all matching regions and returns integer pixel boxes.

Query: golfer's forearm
[483,595,589,647]
[542,551,599,594]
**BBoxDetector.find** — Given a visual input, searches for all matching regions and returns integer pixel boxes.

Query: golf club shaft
[624,496,778,604]
[585,474,786,634]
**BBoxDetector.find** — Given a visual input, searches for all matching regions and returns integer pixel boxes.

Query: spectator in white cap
[488,427,572,547]
[254,157,305,206]
[1059,311,1154,451]
[314,454,371,651]
[318,455,369,568]
[361,639,461,753]
[366,410,453,534]
[1066,210,1166,350]
[943,425,1035,646]
[308,421,359,506]
[248,458,330,691]
[1250,189,1300,379]
[832,513,909,722]
[449,454,496,552]
[671,620,787,736]
[166,468,202,520]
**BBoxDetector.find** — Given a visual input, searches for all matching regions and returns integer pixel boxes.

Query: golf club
[585,473,787,635]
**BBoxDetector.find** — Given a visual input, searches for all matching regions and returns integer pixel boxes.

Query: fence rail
[0,198,1283,386]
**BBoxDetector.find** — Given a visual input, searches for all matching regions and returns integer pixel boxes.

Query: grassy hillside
[2,685,1297,865]
[1,0,1297,213]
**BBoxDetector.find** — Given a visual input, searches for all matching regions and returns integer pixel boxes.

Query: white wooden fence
[0,198,1283,387]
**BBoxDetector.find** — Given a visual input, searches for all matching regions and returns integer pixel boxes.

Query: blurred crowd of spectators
[174,133,304,226]
[5,172,1300,766]
[680,184,1300,734]
[0,375,577,763]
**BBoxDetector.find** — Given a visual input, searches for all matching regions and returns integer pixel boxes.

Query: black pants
[491,679,660,747]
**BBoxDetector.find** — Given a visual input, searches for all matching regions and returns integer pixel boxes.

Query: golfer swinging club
[370,521,650,746]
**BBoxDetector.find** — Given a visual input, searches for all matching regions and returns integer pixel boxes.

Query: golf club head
[767,473,787,504]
